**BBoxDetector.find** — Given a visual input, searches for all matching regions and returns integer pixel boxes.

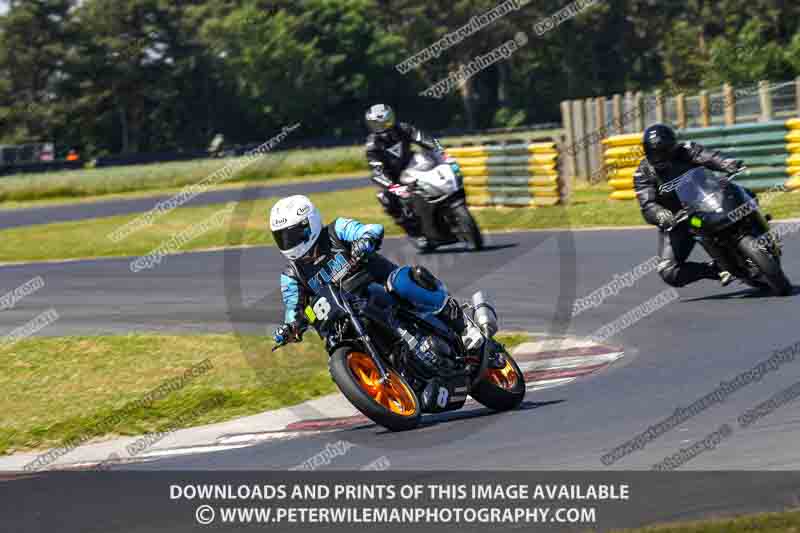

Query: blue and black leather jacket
[280,218,385,325]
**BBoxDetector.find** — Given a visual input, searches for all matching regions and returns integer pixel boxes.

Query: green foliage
[492,107,527,128]
[705,19,795,86]
[0,0,799,157]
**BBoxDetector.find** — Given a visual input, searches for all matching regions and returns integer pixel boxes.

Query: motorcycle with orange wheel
[272,258,525,431]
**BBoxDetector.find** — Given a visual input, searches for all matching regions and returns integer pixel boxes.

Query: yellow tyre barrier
[610,190,637,200]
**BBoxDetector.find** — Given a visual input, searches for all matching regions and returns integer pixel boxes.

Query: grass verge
[0,146,366,205]
[614,509,800,532]
[0,129,561,206]
[0,170,364,211]
[0,332,527,455]
[3,185,800,264]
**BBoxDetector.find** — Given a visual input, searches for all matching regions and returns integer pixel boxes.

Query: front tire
[329,346,421,431]
[738,235,792,296]
[451,205,483,250]
[470,346,526,411]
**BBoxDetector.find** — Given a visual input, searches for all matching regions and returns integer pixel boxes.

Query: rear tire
[470,347,526,411]
[451,205,483,250]
[738,235,792,296]
[409,236,435,253]
[329,346,421,431]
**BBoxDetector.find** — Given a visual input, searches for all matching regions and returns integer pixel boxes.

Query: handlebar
[723,168,747,184]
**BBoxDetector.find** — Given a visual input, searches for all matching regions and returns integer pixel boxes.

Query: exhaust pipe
[471,291,498,337]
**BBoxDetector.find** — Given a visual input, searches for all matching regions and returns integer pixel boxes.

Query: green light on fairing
[690,216,703,228]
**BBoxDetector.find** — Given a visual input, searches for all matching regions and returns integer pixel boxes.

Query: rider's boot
[407,266,483,352]
[702,242,735,287]
[436,297,485,354]
[707,261,734,286]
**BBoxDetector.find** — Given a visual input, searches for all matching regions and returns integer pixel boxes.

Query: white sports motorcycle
[391,150,484,252]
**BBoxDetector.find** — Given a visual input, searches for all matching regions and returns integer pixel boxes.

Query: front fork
[334,286,390,383]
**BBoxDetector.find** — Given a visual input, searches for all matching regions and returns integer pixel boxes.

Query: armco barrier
[446,140,563,207]
[603,120,799,200]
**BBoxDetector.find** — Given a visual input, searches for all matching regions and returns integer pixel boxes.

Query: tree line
[1,0,798,157]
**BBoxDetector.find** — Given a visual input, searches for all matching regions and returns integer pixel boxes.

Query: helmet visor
[368,117,394,133]
[648,147,674,170]
[272,220,311,251]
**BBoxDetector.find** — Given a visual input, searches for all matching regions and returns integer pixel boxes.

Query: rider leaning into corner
[635,123,750,288]
[364,103,460,249]
[270,194,484,351]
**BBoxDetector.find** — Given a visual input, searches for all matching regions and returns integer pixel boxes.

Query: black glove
[351,235,380,262]
[722,160,745,175]
[654,209,676,231]
[272,321,304,345]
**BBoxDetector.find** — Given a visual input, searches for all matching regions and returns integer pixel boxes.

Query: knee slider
[658,259,682,287]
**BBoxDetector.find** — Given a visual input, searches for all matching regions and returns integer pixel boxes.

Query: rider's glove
[722,159,745,175]
[654,209,676,231]
[273,322,304,345]
[351,234,380,263]
[388,183,411,198]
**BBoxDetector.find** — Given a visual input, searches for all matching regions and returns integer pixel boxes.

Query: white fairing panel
[405,164,459,197]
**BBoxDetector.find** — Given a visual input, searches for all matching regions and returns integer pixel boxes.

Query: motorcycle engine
[413,335,455,377]
[397,329,468,413]
[397,329,458,379]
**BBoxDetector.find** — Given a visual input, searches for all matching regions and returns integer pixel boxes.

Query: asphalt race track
[3,224,800,476]
[0,175,368,230]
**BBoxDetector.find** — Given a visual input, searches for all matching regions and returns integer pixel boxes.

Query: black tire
[470,348,526,411]
[451,205,484,250]
[329,346,421,431]
[738,235,792,296]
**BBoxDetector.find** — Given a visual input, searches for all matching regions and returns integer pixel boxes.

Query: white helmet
[269,195,322,260]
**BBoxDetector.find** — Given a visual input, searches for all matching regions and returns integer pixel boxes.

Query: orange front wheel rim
[485,358,519,390]
[347,352,417,416]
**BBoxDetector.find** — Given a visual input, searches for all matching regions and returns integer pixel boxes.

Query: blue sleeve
[334,218,384,245]
[280,273,302,324]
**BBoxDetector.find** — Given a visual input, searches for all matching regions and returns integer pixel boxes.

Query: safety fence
[562,78,800,185]
[603,120,800,200]
[446,139,564,207]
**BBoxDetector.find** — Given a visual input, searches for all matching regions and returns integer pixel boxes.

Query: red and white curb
[207,337,624,448]
[515,337,625,392]
[4,336,623,470]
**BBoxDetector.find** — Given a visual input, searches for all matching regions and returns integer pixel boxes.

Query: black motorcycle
[393,151,484,253]
[668,167,792,296]
[273,258,525,431]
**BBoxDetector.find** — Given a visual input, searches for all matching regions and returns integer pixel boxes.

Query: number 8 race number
[313,297,332,321]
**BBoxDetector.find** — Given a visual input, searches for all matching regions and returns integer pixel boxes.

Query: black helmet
[643,124,678,171]
[365,104,396,133]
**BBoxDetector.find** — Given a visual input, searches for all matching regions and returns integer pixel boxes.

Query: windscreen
[408,152,437,172]
[674,167,725,213]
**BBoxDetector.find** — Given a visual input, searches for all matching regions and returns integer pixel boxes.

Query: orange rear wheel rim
[347,352,417,416]
[485,358,519,390]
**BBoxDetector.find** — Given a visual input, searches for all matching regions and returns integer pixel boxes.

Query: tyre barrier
[446,141,563,207]
[602,120,800,200]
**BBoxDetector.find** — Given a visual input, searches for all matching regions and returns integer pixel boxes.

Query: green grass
[0,187,391,263]
[3,185,800,264]
[614,509,800,532]
[0,170,363,211]
[0,128,561,206]
[0,147,366,205]
[0,332,528,454]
